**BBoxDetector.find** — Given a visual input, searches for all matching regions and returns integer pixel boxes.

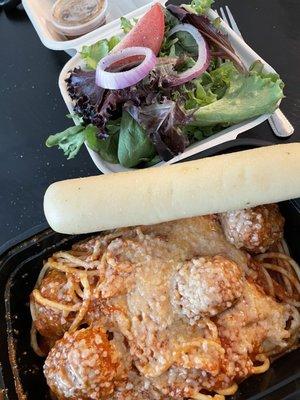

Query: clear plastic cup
[50,0,108,38]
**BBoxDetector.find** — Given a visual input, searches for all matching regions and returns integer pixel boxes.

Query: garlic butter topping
[52,0,105,27]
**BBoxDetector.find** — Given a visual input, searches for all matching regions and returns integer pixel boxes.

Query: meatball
[44,327,129,400]
[171,255,244,323]
[31,269,76,340]
[220,204,284,254]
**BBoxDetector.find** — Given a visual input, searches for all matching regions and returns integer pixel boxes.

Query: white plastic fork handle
[268,109,295,138]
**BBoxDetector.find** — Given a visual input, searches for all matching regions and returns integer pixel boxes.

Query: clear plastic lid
[22,0,168,51]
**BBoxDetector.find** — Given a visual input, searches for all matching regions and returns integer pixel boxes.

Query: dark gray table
[0,0,299,246]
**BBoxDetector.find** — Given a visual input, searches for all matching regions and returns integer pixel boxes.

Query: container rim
[0,223,49,258]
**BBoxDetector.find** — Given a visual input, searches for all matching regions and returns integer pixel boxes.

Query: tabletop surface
[0,0,299,247]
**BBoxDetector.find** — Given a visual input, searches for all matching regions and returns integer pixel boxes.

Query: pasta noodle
[216,383,238,396]
[35,263,51,289]
[202,318,219,340]
[47,259,100,277]
[261,266,275,297]
[189,384,238,400]
[137,359,173,378]
[253,252,300,310]
[68,274,91,333]
[32,289,81,312]
[190,393,224,400]
[30,325,46,357]
[256,253,300,282]
[253,355,270,374]
[55,251,94,269]
[262,263,300,294]
[30,227,300,400]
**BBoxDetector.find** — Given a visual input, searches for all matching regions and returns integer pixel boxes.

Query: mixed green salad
[47,0,283,168]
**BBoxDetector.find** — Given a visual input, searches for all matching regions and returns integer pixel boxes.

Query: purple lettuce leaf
[65,65,192,160]
[66,68,164,137]
[127,100,190,160]
[66,68,106,128]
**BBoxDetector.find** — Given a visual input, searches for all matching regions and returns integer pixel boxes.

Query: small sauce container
[50,0,108,37]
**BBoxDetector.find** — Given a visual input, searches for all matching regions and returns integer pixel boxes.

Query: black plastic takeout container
[0,139,300,400]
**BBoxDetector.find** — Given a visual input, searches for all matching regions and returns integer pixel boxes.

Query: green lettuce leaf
[185,73,217,109]
[184,124,221,141]
[176,32,198,57]
[46,125,86,159]
[184,63,238,110]
[160,30,198,58]
[160,10,200,58]
[165,8,180,29]
[210,61,238,89]
[66,113,84,124]
[120,16,137,34]
[108,36,121,49]
[191,61,284,126]
[120,17,133,33]
[188,0,214,15]
[212,16,221,28]
[159,36,177,57]
[85,123,120,164]
[118,111,156,168]
[80,36,120,69]
[160,12,198,58]
[185,82,217,109]
[46,121,122,163]
[144,155,161,167]
[249,60,283,84]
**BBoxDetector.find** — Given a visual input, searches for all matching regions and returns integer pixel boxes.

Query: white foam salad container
[58,2,280,174]
[22,0,158,53]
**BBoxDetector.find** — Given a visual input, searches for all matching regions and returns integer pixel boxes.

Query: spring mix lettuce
[47,0,283,167]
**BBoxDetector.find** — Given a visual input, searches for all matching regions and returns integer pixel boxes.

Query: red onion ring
[167,23,211,86]
[95,47,157,90]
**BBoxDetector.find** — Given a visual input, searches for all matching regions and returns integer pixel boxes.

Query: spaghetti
[254,251,300,307]
[216,384,238,396]
[191,393,224,400]
[29,249,104,362]
[32,289,81,313]
[29,216,300,400]
[252,354,270,375]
